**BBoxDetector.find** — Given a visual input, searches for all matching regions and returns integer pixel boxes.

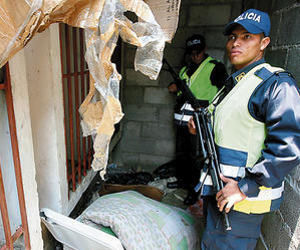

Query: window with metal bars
[59,23,123,195]
[59,24,93,194]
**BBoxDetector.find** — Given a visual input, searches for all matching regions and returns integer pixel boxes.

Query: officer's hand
[168,83,178,93]
[216,174,246,213]
[188,117,196,135]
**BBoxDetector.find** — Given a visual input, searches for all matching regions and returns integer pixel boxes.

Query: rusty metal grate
[0,64,30,249]
[59,24,93,195]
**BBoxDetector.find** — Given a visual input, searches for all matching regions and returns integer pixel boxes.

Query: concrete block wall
[111,0,242,173]
[243,1,300,249]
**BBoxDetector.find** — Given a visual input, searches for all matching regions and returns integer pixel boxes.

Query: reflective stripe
[174,113,192,122]
[181,103,194,111]
[220,164,245,178]
[246,183,284,201]
[200,171,213,185]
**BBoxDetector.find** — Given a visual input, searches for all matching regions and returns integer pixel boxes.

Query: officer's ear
[260,36,270,51]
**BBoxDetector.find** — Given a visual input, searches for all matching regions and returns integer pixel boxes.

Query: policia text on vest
[163,58,231,230]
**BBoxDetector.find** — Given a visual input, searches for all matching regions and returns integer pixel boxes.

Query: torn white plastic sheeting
[0,0,181,178]
[80,0,170,177]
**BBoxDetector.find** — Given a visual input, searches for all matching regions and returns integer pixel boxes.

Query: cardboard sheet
[0,0,181,177]
[144,0,181,43]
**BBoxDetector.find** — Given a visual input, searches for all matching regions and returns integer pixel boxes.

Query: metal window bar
[0,64,30,249]
[59,24,93,195]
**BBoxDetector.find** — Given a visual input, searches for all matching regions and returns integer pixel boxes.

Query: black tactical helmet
[185,34,206,54]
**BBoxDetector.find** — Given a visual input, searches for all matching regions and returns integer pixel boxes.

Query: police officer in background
[167,34,228,205]
[189,9,300,249]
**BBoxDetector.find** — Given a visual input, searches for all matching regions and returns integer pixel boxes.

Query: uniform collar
[231,59,265,85]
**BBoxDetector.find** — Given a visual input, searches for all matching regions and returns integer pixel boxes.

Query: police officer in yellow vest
[167,34,228,205]
[188,9,300,249]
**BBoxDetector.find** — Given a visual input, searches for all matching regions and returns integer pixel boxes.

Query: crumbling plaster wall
[111,0,243,172]
[243,1,300,250]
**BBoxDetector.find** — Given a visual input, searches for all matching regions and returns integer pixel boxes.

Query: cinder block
[279,180,300,234]
[139,154,174,172]
[265,48,288,69]
[123,86,144,104]
[158,68,175,88]
[144,87,175,105]
[154,139,176,156]
[286,48,300,85]
[188,5,231,26]
[120,136,157,154]
[142,122,175,140]
[229,2,244,23]
[269,13,281,46]
[205,28,228,49]
[243,0,258,10]
[260,178,300,250]
[123,121,141,138]
[272,0,297,12]
[159,106,176,123]
[121,152,140,169]
[124,104,158,122]
[261,211,286,250]
[277,7,300,46]
[126,68,159,86]
[255,1,273,12]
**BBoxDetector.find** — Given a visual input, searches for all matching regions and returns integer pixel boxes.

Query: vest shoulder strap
[254,66,291,81]
[254,67,274,80]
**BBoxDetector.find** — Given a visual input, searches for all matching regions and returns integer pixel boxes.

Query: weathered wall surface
[112,0,242,172]
[9,49,44,250]
[243,1,300,249]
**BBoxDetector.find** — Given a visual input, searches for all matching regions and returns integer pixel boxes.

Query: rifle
[194,109,231,231]
[163,58,231,231]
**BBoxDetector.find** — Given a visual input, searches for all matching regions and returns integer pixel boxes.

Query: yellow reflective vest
[209,63,285,214]
[174,56,218,124]
[179,56,218,101]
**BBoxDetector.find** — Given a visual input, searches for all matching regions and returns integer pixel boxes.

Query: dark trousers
[201,196,264,250]
[175,125,200,190]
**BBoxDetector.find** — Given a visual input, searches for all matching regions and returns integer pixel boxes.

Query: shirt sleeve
[238,74,300,197]
[210,61,228,90]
